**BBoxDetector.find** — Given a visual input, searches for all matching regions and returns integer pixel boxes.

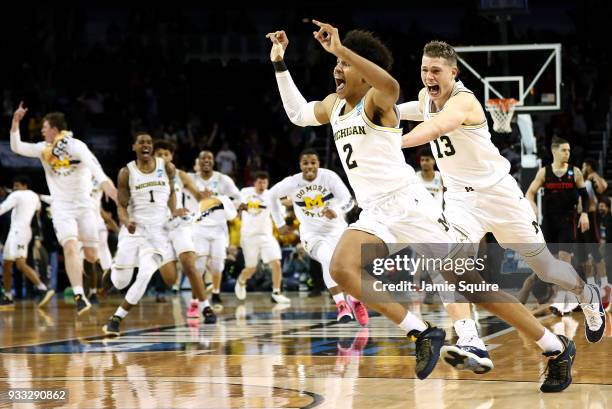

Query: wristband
[273,60,288,72]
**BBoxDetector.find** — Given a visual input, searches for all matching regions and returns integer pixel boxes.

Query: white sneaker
[234,279,247,301]
[581,284,605,343]
[271,292,291,304]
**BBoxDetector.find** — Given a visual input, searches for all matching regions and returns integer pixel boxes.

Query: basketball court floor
[0,293,610,408]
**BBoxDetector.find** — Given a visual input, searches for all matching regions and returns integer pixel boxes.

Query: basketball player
[234,171,291,304]
[239,149,367,322]
[0,176,55,308]
[580,158,610,307]
[191,150,242,307]
[153,141,217,323]
[10,102,117,315]
[525,139,592,315]
[103,133,205,336]
[398,40,603,391]
[269,23,455,380]
[416,147,444,206]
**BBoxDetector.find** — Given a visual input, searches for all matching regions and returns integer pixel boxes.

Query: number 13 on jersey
[432,135,456,158]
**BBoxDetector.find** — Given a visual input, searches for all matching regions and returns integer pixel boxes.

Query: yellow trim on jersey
[361,109,402,134]
[331,97,342,121]
[337,100,357,121]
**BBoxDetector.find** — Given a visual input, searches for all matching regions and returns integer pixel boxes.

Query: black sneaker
[440,343,494,374]
[212,293,222,305]
[102,315,122,337]
[540,335,576,393]
[74,294,91,316]
[203,306,217,324]
[408,323,446,380]
[101,269,113,294]
[0,294,14,309]
[88,292,99,305]
[36,289,56,308]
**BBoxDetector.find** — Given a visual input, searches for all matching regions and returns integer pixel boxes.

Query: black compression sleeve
[578,187,590,211]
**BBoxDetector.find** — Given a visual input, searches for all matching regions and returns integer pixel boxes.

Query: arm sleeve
[74,140,109,183]
[275,71,322,127]
[328,172,355,215]
[397,101,424,121]
[578,187,590,212]
[0,193,17,216]
[10,130,44,158]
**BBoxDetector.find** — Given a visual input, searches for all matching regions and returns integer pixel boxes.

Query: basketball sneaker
[601,284,611,311]
[271,292,291,304]
[88,292,99,305]
[440,336,494,374]
[203,306,217,324]
[102,315,122,337]
[0,294,14,309]
[580,284,606,343]
[234,279,247,301]
[74,294,91,316]
[408,322,446,380]
[336,300,354,323]
[36,289,55,308]
[346,295,369,326]
[211,293,223,305]
[540,335,576,393]
[187,300,200,319]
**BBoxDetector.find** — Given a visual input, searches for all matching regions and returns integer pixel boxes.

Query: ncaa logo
[157,169,163,177]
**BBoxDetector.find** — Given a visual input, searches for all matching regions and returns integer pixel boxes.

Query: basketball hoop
[486,98,518,133]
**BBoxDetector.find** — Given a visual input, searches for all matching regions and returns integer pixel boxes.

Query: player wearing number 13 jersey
[398,40,604,392]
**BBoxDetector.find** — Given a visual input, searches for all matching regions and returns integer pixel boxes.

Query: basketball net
[486,98,518,133]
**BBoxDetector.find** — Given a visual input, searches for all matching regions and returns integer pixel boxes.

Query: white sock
[36,282,47,291]
[536,328,564,353]
[114,306,129,319]
[398,312,427,333]
[454,319,479,339]
[201,299,210,309]
[89,288,97,294]
[273,288,280,294]
[332,293,345,305]
[601,276,609,287]
[578,285,594,304]
[587,276,596,285]
[191,298,199,304]
[5,292,13,300]
[212,289,220,295]
[73,286,85,296]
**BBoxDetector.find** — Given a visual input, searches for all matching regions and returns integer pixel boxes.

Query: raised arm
[266,29,335,126]
[589,171,608,194]
[401,92,474,148]
[525,167,546,216]
[10,102,44,158]
[116,167,134,233]
[311,20,399,118]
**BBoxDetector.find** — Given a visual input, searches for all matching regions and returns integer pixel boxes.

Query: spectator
[216,142,238,177]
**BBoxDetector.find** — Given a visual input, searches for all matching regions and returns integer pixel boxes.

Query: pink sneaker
[187,300,200,319]
[347,295,369,326]
[336,301,354,323]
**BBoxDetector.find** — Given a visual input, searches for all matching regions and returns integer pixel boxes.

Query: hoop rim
[486,98,518,112]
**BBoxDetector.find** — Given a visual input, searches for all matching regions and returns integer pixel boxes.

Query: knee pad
[111,268,134,290]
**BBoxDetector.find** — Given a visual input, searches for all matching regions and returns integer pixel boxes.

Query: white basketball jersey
[193,171,241,228]
[181,172,200,214]
[91,176,104,212]
[423,81,510,190]
[330,97,417,206]
[416,170,444,205]
[127,157,170,226]
[240,187,282,237]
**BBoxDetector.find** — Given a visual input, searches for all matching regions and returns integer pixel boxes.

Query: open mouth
[335,77,346,93]
[142,147,151,155]
[427,85,440,97]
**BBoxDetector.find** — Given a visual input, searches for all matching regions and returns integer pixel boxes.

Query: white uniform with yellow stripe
[192,171,241,259]
[113,158,174,269]
[330,96,455,250]
[268,168,353,255]
[423,81,545,251]
[239,187,284,268]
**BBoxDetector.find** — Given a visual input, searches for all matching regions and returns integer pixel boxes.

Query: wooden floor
[0,292,610,408]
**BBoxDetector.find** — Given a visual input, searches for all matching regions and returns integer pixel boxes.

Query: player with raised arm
[0,176,55,309]
[10,102,117,315]
[398,40,604,392]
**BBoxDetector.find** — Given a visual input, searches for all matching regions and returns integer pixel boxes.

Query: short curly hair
[343,30,393,71]
[423,40,458,66]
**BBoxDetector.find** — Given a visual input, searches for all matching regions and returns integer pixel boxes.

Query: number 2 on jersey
[343,143,358,169]
[433,135,456,158]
